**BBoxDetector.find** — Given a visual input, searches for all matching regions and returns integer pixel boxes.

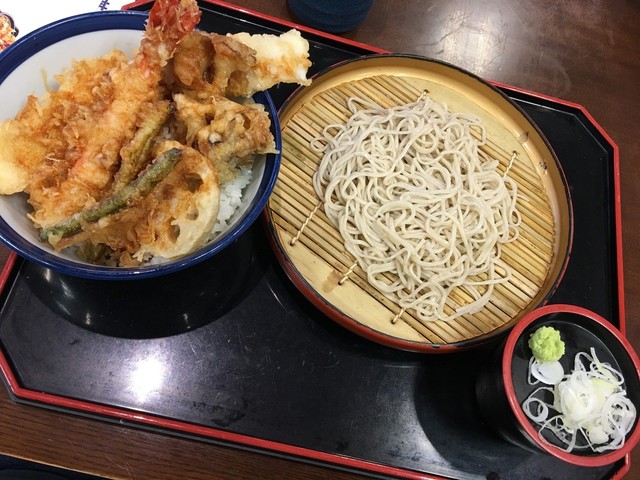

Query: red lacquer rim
[502,304,640,468]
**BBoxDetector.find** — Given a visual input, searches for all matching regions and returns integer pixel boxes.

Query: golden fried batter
[0,0,311,266]
[20,0,200,229]
[169,30,257,98]
[174,93,276,183]
[169,29,311,98]
[66,141,220,265]
[0,51,128,197]
[134,141,221,261]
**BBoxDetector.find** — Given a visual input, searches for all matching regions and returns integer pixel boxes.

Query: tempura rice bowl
[0,11,282,279]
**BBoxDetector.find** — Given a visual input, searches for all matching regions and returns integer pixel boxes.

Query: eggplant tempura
[0,0,311,266]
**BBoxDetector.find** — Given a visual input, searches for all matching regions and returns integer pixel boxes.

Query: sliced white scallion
[529,357,565,385]
[522,348,637,453]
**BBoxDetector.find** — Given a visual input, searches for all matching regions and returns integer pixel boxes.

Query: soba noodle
[311,93,521,322]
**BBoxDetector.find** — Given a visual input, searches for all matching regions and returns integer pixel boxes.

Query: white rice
[210,164,253,237]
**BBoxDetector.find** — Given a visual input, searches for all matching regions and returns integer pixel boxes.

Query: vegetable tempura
[0,0,312,266]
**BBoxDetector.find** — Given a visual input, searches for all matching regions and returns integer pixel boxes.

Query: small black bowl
[476,304,640,467]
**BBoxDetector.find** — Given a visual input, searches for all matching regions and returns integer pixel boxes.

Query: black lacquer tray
[0,1,627,479]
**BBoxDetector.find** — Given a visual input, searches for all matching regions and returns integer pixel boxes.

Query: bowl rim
[0,10,283,280]
[502,303,640,466]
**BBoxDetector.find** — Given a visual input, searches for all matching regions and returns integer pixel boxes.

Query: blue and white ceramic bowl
[0,11,282,280]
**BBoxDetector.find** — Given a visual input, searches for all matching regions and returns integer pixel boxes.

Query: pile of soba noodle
[312,93,521,322]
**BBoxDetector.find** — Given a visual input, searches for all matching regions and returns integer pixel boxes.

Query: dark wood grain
[0,1,638,478]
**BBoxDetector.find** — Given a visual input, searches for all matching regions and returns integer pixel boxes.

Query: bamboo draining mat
[267,55,572,352]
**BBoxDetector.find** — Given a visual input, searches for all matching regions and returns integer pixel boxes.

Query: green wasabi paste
[528,326,565,363]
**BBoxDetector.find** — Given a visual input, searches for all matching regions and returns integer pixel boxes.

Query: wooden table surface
[0,1,639,479]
